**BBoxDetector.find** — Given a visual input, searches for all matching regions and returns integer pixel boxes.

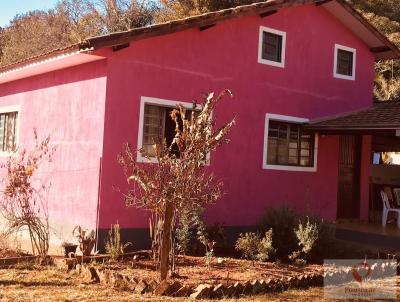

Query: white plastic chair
[393,188,400,207]
[381,190,400,228]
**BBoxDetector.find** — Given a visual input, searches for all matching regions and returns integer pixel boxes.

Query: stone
[223,285,235,297]
[147,280,158,293]
[97,269,110,285]
[212,284,225,298]
[110,272,126,289]
[241,281,252,295]
[233,282,244,297]
[190,284,212,299]
[154,280,182,296]
[134,280,149,294]
[174,285,193,297]
[81,266,100,283]
[251,280,264,294]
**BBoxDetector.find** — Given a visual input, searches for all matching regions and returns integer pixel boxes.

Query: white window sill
[263,164,317,172]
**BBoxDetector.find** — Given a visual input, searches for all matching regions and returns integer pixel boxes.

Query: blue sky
[0,0,58,27]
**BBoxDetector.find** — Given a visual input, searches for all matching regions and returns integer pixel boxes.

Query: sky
[0,0,59,27]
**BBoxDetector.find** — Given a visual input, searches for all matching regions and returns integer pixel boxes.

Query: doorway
[337,135,361,219]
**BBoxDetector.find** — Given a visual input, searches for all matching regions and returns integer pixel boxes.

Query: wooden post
[160,201,174,281]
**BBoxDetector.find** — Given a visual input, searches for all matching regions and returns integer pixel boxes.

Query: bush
[235,233,260,261]
[105,223,131,260]
[290,218,319,263]
[235,230,275,262]
[258,206,336,263]
[257,229,275,262]
[258,206,298,260]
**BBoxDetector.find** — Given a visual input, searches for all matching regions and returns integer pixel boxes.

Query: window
[334,44,356,80]
[0,109,19,154]
[263,114,317,172]
[137,97,198,162]
[258,26,286,68]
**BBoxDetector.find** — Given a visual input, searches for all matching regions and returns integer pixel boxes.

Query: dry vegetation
[0,265,389,302]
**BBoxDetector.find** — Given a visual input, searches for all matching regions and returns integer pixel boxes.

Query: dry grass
[1,265,396,302]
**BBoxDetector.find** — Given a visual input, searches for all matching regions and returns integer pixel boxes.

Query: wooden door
[337,135,361,219]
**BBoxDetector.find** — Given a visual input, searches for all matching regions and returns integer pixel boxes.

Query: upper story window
[258,26,286,68]
[334,44,356,80]
[263,114,317,172]
[0,106,19,155]
[137,97,198,162]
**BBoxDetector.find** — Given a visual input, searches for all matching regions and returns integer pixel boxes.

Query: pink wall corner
[0,60,108,248]
[360,135,372,221]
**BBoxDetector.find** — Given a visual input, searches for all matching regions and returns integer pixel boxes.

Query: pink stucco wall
[98,4,375,229]
[0,60,107,250]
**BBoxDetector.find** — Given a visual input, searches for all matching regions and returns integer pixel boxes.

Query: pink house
[0,0,399,253]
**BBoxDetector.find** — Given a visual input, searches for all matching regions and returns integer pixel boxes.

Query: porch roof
[306,101,400,133]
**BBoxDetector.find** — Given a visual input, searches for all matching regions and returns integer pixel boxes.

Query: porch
[307,101,400,251]
[335,220,400,251]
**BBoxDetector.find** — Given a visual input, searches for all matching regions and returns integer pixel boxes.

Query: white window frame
[137,96,206,163]
[258,26,286,68]
[0,105,21,157]
[333,44,356,81]
[262,113,318,172]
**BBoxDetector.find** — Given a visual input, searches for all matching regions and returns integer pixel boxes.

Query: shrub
[105,223,131,260]
[258,206,336,263]
[258,206,298,260]
[290,218,319,263]
[235,230,275,262]
[296,218,319,254]
[257,229,275,262]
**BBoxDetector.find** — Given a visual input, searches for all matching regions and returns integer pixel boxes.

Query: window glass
[267,120,314,167]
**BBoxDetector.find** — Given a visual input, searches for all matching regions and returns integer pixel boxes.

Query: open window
[137,97,198,162]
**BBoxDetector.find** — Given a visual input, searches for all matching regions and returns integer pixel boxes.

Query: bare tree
[118,90,235,280]
[0,130,55,258]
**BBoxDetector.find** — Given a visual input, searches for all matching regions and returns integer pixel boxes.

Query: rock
[134,280,149,294]
[223,285,235,297]
[190,284,212,299]
[110,272,126,289]
[212,284,225,298]
[251,280,264,294]
[241,281,252,295]
[81,266,99,283]
[217,257,225,264]
[154,280,182,296]
[233,282,244,297]
[174,285,193,297]
[97,269,110,285]
[147,280,158,293]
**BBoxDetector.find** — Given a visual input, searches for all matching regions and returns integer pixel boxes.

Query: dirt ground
[0,266,348,302]
[98,255,323,287]
[0,264,398,302]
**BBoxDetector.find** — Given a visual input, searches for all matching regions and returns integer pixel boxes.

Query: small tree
[0,130,55,258]
[118,90,235,280]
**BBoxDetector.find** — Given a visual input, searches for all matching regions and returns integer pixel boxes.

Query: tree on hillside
[0,0,158,67]
[155,0,259,22]
[118,90,235,280]
[348,0,400,100]
[0,10,73,67]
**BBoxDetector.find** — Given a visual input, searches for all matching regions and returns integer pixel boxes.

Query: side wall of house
[98,4,375,246]
[0,60,107,254]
